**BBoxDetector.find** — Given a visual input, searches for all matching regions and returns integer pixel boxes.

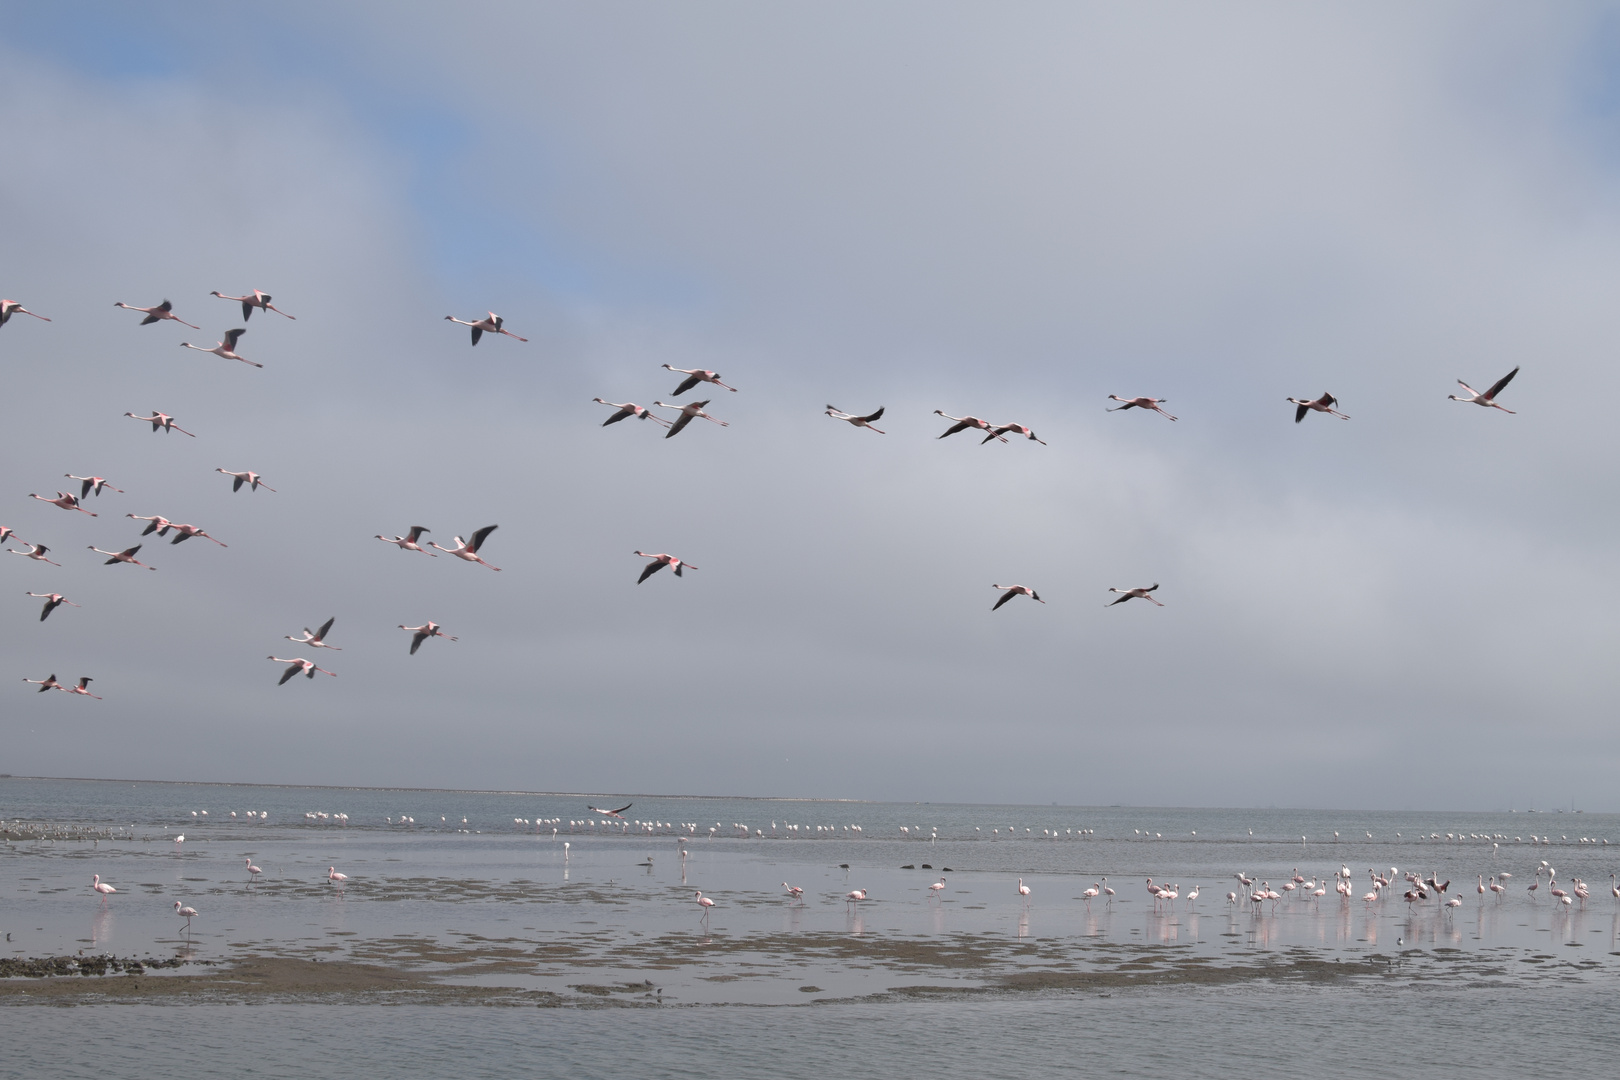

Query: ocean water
[3,777,1618,1075]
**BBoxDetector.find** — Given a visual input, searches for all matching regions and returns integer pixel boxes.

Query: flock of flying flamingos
[3,289,1526,699]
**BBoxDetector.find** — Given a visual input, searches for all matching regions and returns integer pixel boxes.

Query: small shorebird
[634,551,695,583]
[1106,395,1177,421]
[286,617,341,651]
[934,411,1007,442]
[89,544,156,569]
[27,592,81,622]
[268,656,336,685]
[444,311,525,345]
[1449,366,1519,413]
[653,400,728,438]
[376,526,435,555]
[65,475,124,499]
[825,405,885,433]
[991,584,1044,610]
[1,300,50,326]
[399,622,457,654]
[1107,584,1163,607]
[1287,393,1350,423]
[114,299,199,329]
[63,677,100,699]
[8,543,60,566]
[24,674,64,693]
[211,289,295,320]
[91,874,116,899]
[663,364,737,395]
[216,469,275,493]
[28,492,96,516]
[429,525,500,570]
[180,328,259,367]
[124,411,196,436]
[984,423,1045,445]
[593,399,672,427]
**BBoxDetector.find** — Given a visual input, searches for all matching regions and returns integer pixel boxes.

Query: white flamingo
[634,551,695,583]
[399,622,456,654]
[983,423,1045,445]
[845,888,868,909]
[65,475,124,499]
[934,411,1007,442]
[376,526,435,555]
[1018,878,1031,903]
[663,364,737,394]
[593,398,672,427]
[28,492,96,516]
[1287,393,1350,422]
[1,299,50,326]
[180,328,259,367]
[8,543,60,566]
[444,311,525,345]
[428,525,500,570]
[216,469,275,493]
[26,592,81,622]
[1106,395,1177,421]
[124,411,196,436]
[825,405,885,433]
[114,299,199,329]
[991,584,1044,610]
[286,617,341,651]
[783,882,806,900]
[89,544,156,569]
[1107,584,1163,607]
[930,878,947,896]
[23,674,64,693]
[653,400,728,438]
[1449,367,1519,413]
[211,289,295,320]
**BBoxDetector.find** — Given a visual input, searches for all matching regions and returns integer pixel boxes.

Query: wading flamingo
[246,858,263,882]
[695,891,715,923]
[327,867,348,887]
[173,901,199,932]
[91,874,115,899]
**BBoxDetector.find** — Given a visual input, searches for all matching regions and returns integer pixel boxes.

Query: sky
[3,2,1619,809]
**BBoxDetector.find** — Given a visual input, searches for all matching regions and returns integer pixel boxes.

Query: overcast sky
[3,2,1618,810]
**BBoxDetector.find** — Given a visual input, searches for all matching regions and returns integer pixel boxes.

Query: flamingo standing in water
[1082,883,1100,907]
[934,411,1007,442]
[124,411,196,436]
[91,874,116,899]
[27,592,81,622]
[399,622,457,654]
[593,399,672,428]
[429,525,500,570]
[654,400,728,438]
[695,891,715,923]
[65,475,124,499]
[991,584,1044,610]
[1106,395,1178,421]
[114,299,199,329]
[444,311,525,345]
[376,526,435,555]
[327,867,348,888]
[1107,584,1163,607]
[216,469,275,493]
[246,858,263,882]
[663,364,737,395]
[63,677,100,699]
[211,289,295,320]
[1449,367,1519,413]
[845,888,868,909]
[89,545,156,569]
[24,674,64,693]
[286,617,341,650]
[268,656,337,685]
[8,543,60,566]
[929,878,947,897]
[635,551,695,583]
[783,882,806,901]
[1,300,50,326]
[1287,393,1350,422]
[173,901,199,933]
[825,405,885,433]
[180,328,259,368]
[28,492,96,516]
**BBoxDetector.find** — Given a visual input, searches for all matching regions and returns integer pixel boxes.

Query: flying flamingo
[934,411,1007,442]
[991,584,1044,610]
[63,677,101,699]
[634,551,695,583]
[27,592,81,622]
[1,299,50,326]
[399,622,457,654]
[89,544,156,569]
[653,399,728,438]
[211,289,295,320]
[286,617,341,650]
[114,299,199,329]
[28,492,96,516]
[8,543,60,566]
[1107,584,1163,607]
[444,311,525,345]
[180,328,259,367]
[663,364,737,395]
[825,405,885,433]
[124,411,196,436]
[429,525,500,570]
[983,423,1046,445]
[165,523,227,546]
[246,858,263,882]
[216,469,275,493]
[593,398,672,427]
[23,674,64,693]
[327,867,348,887]
[127,514,173,537]
[695,891,715,923]
[1106,395,1178,421]
[0,526,14,545]
[588,802,633,819]
[1449,366,1519,413]
[91,874,116,899]
[1287,393,1350,422]
[376,526,435,555]
[268,656,336,685]
[65,475,124,499]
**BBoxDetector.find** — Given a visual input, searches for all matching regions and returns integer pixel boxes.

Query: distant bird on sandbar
[1287,393,1349,423]
[114,299,199,329]
[634,551,695,583]
[216,469,275,493]
[825,405,885,433]
[662,364,737,395]
[1449,366,1519,414]
[26,592,81,622]
[653,400,728,439]
[444,311,524,345]
[991,584,1044,610]
[399,622,456,655]
[429,525,500,570]
[1107,584,1163,607]
[124,411,196,436]
[1106,395,1177,421]
[211,289,295,321]
[268,656,336,685]
[593,399,672,427]
[376,526,435,555]
[180,328,259,367]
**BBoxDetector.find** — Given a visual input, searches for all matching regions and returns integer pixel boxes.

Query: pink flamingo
[653,399,728,438]
[27,592,81,622]
[65,475,124,499]
[268,656,336,685]
[1106,395,1178,421]
[24,674,64,693]
[1018,878,1032,904]
[634,551,695,583]
[429,525,500,570]
[165,523,227,547]
[983,423,1046,445]
[216,469,275,493]
[180,328,259,367]
[663,364,737,395]
[1082,883,1100,907]
[930,878,948,896]
[114,299,199,329]
[211,289,295,320]
[991,583,1044,610]
[934,411,1007,442]
[126,514,173,537]
[1,300,50,326]
[845,888,867,909]
[28,492,96,516]
[1107,584,1163,607]
[0,526,15,545]
[825,405,885,433]
[399,622,456,654]
[89,544,156,569]
[695,891,715,923]
[91,874,116,899]
[593,399,672,428]
[246,858,263,882]
[63,677,100,699]
[1288,393,1350,422]
[444,311,524,345]
[327,867,348,887]
[784,882,806,900]
[1449,367,1518,413]
[376,526,436,555]
[285,617,341,651]
[124,411,196,436]
[8,543,60,566]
